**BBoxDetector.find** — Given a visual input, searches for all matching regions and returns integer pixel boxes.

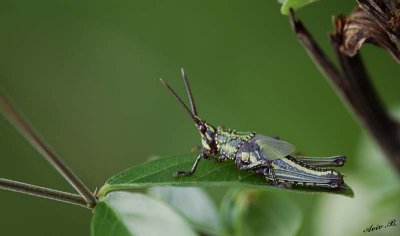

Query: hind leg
[294,155,346,167]
[255,167,292,189]
[263,168,292,189]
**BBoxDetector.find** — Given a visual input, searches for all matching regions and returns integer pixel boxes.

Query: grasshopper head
[195,117,216,152]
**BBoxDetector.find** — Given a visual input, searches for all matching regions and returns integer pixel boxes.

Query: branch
[288,10,343,87]
[289,9,400,173]
[0,93,97,207]
[0,178,89,208]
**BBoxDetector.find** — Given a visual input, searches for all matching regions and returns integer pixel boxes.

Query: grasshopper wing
[253,134,296,161]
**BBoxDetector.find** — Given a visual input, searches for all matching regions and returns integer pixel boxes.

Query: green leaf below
[148,187,223,235]
[91,192,197,236]
[98,154,354,198]
[221,189,303,236]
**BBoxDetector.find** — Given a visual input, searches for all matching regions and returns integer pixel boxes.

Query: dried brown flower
[335,0,400,62]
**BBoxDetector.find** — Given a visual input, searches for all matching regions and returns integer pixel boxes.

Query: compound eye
[199,124,207,133]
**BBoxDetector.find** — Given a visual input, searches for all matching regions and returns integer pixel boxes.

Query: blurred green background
[0,0,399,235]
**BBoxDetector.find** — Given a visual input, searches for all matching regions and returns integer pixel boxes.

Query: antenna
[181,68,198,116]
[160,78,198,123]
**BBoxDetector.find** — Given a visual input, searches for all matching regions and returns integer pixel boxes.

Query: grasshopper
[160,69,346,189]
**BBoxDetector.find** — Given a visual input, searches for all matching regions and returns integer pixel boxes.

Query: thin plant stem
[0,93,97,206]
[288,10,343,86]
[0,178,89,208]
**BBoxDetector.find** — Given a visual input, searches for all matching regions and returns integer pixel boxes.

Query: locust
[160,69,346,189]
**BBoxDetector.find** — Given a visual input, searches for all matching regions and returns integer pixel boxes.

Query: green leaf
[278,0,320,15]
[98,154,354,198]
[219,189,248,235]
[220,189,303,236]
[91,192,197,236]
[148,187,223,236]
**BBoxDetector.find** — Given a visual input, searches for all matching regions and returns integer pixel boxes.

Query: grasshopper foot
[276,182,292,189]
[173,171,193,177]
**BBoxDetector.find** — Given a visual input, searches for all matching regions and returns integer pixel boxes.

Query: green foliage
[91,188,304,236]
[0,1,398,236]
[221,189,303,236]
[91,192,197,236]
[91,153,353,235]
[278,0,320,14]
[97,154,354,198]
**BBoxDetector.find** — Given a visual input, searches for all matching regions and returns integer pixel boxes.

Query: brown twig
[289,9,400,173]
[0,178,89,208]
[0,93,97,207]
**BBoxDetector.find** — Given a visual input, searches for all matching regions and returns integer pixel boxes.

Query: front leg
[173,153,207,177]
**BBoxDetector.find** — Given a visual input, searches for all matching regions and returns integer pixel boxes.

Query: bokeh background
[0,0,399,235]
